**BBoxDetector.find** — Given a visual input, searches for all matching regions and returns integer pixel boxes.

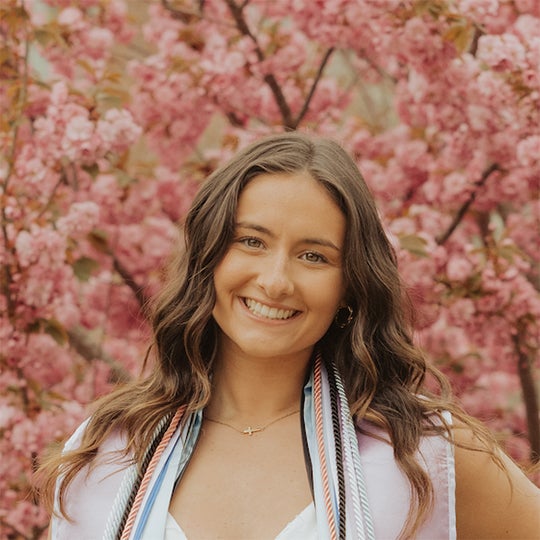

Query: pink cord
[120,406,186,540]
[314,357,338,540]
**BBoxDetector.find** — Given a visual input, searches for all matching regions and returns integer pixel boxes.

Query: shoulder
[62,417,130,457]
[62,418,91,452]
[356,419,455,538]
[453,426,540,539]
[52,420,133,539]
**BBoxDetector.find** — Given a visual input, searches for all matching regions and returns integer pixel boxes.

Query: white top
[165,503,317,539]
[53,413,455,539]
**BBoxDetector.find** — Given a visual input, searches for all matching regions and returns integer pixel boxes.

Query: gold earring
[335,306,354,328]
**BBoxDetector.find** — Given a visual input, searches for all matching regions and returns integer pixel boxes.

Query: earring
[335,306,354,328]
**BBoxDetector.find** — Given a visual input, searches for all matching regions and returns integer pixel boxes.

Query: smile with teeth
[243,298,298,320]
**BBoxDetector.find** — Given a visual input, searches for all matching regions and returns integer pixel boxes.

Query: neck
[206,349,312,422]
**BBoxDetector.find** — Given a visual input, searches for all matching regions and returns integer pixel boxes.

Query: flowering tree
[1,0,538,537]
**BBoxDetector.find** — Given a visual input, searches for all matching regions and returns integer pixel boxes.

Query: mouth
[242,297,300,320]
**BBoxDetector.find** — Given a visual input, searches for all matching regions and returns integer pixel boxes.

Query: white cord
[333,364,376,540]
[102,414,171,540]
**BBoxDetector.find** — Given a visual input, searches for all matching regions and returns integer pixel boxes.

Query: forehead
[236,172,345,242]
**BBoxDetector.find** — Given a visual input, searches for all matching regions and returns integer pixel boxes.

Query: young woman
[39,133,539,539]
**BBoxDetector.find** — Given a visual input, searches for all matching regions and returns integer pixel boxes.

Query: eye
[237,236,264,249]
[301,251,327,263]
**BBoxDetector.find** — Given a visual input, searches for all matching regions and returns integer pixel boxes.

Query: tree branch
[67,326,131,384]
[1,12,30,322]
[436,163,501,245]
[224,0,294,128]
[35,169,67,221]
[514,329,540,463]
[291,47,335,129]
[112,255,149,310]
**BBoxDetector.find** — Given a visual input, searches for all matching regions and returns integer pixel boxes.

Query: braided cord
[119,406,186,540]
[333,364,375,540]
[327,364,347,540]
[314,357,338,540]
[333,368,364,539]
[102,413,173,540]
[119,414,172,539]
[102,464,138,540]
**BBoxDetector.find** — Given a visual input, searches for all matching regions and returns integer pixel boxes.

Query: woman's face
[212,171,346,365]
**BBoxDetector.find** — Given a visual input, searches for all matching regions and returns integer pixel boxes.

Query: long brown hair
[37,132,495,537]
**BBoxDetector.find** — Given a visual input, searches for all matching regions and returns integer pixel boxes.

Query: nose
[255,254,294,298]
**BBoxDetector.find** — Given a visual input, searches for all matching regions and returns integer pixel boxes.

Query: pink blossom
[57,201,100,237]
[63,115,94,143]
[96,108,142,151]
[15,227,66,269]
[443,171,475,204]
[477,34,527,71]
[57,6,84,29]
[456,0,500,18]
[514,0,540,15]
[86,27,114,55]
[513,15,540,43]
[516,135,540,169]
[446,255,474,282]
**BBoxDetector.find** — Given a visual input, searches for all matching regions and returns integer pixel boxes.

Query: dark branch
[112,255,149,310]
[514,329,540,463]
[1,226,15,321]
[224,0,294,128]
[468,24,484,57]
[292,47,335,129]
[67,326,131,384]
[436,163,501,245]
[226,111,246,127]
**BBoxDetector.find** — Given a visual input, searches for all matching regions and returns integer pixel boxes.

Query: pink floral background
[1,1,538,537]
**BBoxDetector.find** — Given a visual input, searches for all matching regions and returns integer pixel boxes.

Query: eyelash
[301,251,328,264]
[236,237,328,264]
[237,236,264,249]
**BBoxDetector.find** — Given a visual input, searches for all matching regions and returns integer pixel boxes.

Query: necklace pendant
[243,426,262,436]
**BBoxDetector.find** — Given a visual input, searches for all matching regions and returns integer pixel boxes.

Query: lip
[239,296,302,322]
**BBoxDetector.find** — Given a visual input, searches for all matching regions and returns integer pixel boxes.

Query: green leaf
[444,20,474,54]
[43,318,68,346]
[73,256,100,282]
[81,163,100,178]
[399,234,428,257]
[87,229,110,254]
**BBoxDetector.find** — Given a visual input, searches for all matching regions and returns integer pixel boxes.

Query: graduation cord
[313,357,339,539]
[327,363,347,540]
[332,362,375,540]
[117,406,186,540]
[102,412,172,540]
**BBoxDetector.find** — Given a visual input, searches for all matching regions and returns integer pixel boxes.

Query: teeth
[244,298,297,320]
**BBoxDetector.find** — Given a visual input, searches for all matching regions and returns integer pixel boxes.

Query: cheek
[315,275,345,314]
[310,290,343,327]
[213,254,236,292]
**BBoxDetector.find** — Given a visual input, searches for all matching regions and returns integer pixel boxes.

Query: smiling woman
[37,133,539,540]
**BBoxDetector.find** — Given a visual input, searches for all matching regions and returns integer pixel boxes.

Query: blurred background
[1,1,538,537]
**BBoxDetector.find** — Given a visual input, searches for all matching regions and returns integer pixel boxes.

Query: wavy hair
[37,132,494,537]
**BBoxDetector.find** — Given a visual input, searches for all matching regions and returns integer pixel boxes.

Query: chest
[168,419,313,539]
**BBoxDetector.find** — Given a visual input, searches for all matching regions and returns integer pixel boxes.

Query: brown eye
[301,251,327,263]
[239,237,264,249]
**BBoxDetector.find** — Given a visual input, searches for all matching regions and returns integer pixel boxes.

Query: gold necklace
[204,409,300,436]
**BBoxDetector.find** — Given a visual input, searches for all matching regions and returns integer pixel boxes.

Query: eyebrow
[236,221,341,252]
